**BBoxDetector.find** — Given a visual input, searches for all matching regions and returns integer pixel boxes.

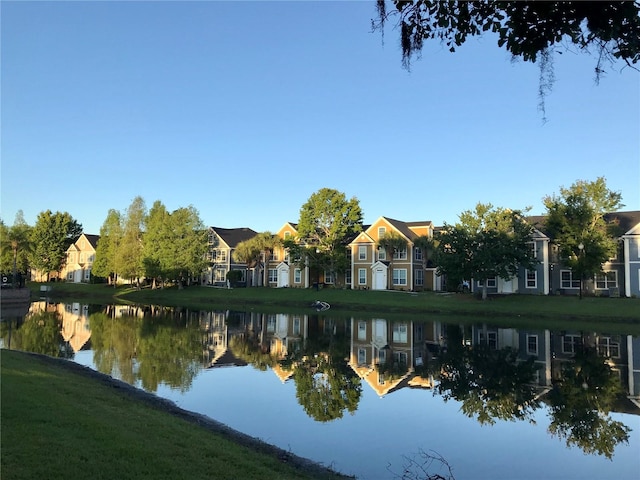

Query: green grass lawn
[0,350,348,480]
[29,281,640,326]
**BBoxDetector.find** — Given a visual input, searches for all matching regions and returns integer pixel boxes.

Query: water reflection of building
[26,301,93,352]
[348,318,436,397]
[461,323,640,412]
[200,310,248,368]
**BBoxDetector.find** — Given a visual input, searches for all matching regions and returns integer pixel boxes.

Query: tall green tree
[92,209,123,285]
[297,188,363,283]
[543,177,624,298]
[0,211,32,286]
[374,1,640,118]
[117,196,147,287]
[160,206,208,288]
[142,200,170,288]
[376,230,408,290]
[435,203,536,299]
[29,210,82,281]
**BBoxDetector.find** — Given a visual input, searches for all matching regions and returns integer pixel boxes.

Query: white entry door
[278,266,289,288]
[373,267,387,290]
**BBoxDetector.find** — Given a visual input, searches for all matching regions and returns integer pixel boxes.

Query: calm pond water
[2,300,640,480]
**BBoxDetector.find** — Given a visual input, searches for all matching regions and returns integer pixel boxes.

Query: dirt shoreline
[21,351,353,480]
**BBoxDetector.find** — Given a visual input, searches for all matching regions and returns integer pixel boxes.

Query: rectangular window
[527,335,538,355]
[345,269,352,286]
[268,269,278,283]
[293,317,301,336]
[378,227,386,238]
[294,268,301,284]
[67,271,74,281]
[378,349,387,364]
[284,231,291,239]
[214,269,226,282]
[378,247,386,261]
[393,323,408,343]
[393,247,408,260]
[84,269,91,281]
[358,268,367,285]
[358,321,367,340]
[208,233,216,244]
[526,269,537,288]
[324,271,334,284]
[358,348,367,365]
[528,241,537,259]
[595,271,618,289]
[478,277,496,288]
[415,269,424,286]
[560,270,580,289]
[79,253,85,263]
[358,246,367,260]
[392,269,407,286]
[394,352,408,366]
[414,248,423,261]
[267,315,276,333]
[480,331,498,349]
[69,253,75,263]
[597,336,620,358]
[271,249,280,262]
[215,249,227,262]
[562,334,582,354]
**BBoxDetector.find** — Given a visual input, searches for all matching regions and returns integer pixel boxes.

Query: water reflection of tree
[89,311,202,392]
[1,311,73,358]
[228,335,277,371]
[547,347,630,459]
[136,317,202,392]
[293,354,362,422]
[287,318,362,423]
[434,326,540,425]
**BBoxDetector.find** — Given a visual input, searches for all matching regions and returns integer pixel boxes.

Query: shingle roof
[210,227,258,248]
[383,217,431,241]
[84,234,100,249]
[605,211,640,234]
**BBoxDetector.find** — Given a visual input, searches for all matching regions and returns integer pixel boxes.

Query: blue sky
[2,1,639,235]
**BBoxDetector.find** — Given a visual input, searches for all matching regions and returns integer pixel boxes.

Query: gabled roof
[209,227,258,248]
[377,217,432,242]
[84,234,100,249]
[605,211,640,235]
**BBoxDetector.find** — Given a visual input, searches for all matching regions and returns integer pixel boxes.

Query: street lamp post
[578,242,584,300]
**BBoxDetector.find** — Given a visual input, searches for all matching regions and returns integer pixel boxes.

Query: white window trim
[526,334,538,355]
[595,270,618,289]
[560,270,580,289]
[392,269,408,286]
[358,268,367,285]
[358,246,367,260]
[526,269,537,289]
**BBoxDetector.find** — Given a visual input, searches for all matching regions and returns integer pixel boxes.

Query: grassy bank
[29,281,640,325]
[0,350,349,480]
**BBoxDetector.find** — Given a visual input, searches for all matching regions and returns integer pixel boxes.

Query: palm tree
[253,232,282,287]
[376,231,408,290]
[413,234,436,290]
[232,239,262,287]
